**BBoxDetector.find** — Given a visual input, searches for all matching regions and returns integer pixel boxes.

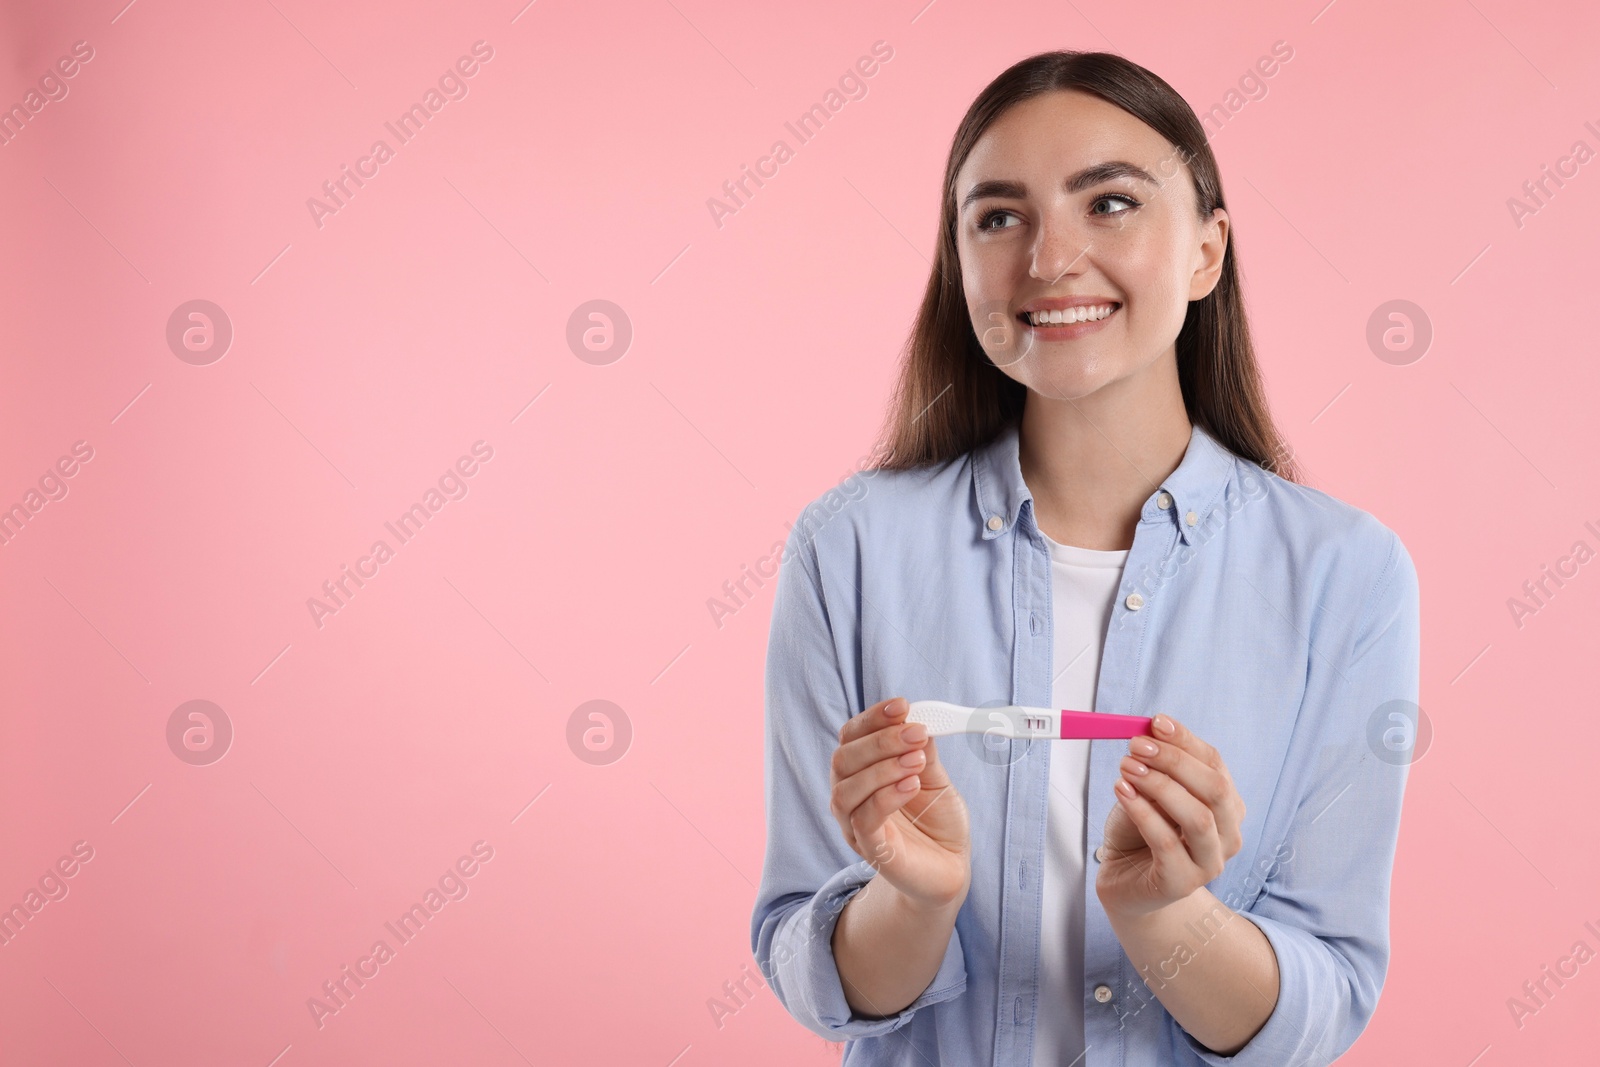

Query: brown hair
[871,50,1302,484]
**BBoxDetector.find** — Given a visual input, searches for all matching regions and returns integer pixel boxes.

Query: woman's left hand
[1095,715,1247,921]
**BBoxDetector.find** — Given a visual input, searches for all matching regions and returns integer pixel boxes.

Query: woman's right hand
[830,696,971,910]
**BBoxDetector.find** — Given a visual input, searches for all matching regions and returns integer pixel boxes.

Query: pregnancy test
[906,700,1155,740]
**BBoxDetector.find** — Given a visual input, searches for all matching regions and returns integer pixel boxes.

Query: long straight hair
[871,50,1302,484]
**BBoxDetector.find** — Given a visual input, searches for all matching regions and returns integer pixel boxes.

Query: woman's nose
[1028,213,1091,284]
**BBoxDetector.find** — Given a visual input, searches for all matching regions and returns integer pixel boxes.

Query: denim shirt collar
[972,418,1240,547]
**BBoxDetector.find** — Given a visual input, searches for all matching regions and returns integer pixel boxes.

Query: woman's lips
[1018,303,1121,339]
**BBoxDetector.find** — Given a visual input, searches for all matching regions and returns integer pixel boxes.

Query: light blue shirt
[751,418,1420,1065]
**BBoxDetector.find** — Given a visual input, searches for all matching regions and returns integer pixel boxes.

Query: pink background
[1,0,1596,1063]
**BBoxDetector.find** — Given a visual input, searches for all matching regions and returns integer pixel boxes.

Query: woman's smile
[1018,300,1122,340]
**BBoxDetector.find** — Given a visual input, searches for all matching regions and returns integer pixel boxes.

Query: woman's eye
[1093,193,1139,216]
[979,195,1138,231]
[977,208,1020,231]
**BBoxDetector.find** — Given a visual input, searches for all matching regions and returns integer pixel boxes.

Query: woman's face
[954,89,1228,401]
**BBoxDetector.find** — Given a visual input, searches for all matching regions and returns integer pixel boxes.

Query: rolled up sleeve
[750,513,969,1041]
[1174,529,1420,1066]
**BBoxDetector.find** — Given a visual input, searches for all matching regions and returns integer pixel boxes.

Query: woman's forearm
[1105,888,1280,1054]
[832,874,965,1019]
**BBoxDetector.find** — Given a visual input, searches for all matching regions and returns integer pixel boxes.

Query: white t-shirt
[1032,531,1129,1066]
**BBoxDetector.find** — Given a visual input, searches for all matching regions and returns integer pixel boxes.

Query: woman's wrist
[1099,884,1196,927]
[883,871,970,918]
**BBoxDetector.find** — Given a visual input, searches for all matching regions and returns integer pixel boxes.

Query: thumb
[916,735,953,789]
[1101,793,1145,853]
[858,817,892,870]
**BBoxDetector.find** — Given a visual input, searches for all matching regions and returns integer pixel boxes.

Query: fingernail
[897,775,919,792]
[887,699,907,717]
[899,749,925,767]
[901,723,927,743]
[1153,716,1174,736]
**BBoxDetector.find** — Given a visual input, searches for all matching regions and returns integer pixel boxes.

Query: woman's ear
[1188,207,1229,301]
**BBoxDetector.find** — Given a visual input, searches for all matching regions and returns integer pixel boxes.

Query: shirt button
[987,514,1004,531]
[1093,844,1106,863]
[1185,510,1198,526]
[1094,984,1113,1003]
[1124,593,1144,611]
[1156,491,1172,509]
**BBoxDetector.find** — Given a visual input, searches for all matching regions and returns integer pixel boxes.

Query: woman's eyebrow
[960,161,1160,210]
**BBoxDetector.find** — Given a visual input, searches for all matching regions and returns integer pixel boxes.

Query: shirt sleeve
[1173,528,1421,1066]
[749,515,969,1041]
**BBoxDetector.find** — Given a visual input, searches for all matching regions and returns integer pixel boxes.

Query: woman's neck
[1017,360,1192,552]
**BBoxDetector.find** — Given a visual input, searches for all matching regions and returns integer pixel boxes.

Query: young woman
[750,51,1420,1067]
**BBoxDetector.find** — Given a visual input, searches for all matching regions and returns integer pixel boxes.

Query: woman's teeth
[1025,303,1118,326]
